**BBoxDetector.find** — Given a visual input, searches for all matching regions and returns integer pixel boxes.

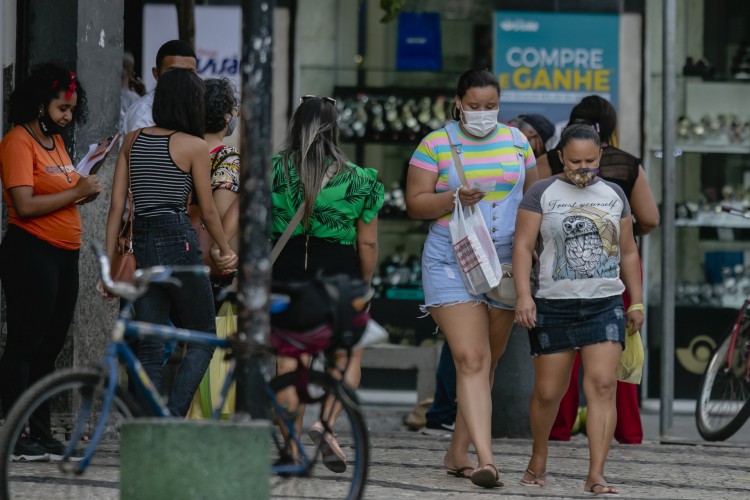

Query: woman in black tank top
[104,69,238,417]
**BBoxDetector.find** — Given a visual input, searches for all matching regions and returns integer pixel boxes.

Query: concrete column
[21,0,124,369]
[491,324,533,438]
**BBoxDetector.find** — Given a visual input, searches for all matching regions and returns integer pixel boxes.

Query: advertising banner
[494,12,619,124]
[143,4,241,93]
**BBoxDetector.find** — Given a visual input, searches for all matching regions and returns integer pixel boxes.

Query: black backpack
[271,274,371,349]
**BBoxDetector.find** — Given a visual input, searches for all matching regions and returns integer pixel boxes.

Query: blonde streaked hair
[280,97,349,229]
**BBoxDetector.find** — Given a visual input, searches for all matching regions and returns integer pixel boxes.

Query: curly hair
[8,63,88,126]
[204,78,238,133]
[152,68,205,138]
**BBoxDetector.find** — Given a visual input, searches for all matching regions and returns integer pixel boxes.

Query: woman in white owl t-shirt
[512,124,644,495]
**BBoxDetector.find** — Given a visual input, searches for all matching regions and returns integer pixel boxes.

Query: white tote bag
[448,192,502,295]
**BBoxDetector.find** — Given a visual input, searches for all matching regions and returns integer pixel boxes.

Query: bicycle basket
[271,274,370,351]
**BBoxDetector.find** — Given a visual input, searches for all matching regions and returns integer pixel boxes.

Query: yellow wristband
[627,303,645,314]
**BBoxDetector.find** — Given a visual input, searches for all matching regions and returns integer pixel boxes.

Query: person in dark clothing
[105,69,237,417]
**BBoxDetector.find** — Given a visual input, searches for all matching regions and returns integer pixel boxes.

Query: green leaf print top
[271,154,385,246]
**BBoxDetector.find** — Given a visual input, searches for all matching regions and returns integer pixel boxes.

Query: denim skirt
[528,295,625,356]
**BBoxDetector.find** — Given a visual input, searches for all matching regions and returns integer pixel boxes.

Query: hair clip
[65,72,77,101]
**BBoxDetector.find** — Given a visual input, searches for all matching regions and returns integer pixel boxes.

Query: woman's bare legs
[430,304,512,473]
[524,350,577,483]
[580,342,622,494]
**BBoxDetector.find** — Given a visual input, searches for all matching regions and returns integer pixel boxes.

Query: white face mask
[459,104,498,137]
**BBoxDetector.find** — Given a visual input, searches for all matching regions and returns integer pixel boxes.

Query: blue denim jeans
[425,342,457,426]
[132,213,216,416]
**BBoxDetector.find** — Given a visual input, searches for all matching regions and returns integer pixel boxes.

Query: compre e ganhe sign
[494,12,619,124]
[501,47,611,92]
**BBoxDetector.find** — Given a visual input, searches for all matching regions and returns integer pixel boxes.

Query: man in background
[122,40,197,133]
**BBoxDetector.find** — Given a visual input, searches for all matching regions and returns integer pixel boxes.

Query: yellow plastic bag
[616,329,644,384]
[188,301,237,419]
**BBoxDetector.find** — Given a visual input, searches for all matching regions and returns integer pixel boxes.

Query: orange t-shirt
[0,126,82,250]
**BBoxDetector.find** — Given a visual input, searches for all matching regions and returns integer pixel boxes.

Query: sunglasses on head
[299,95,337,106]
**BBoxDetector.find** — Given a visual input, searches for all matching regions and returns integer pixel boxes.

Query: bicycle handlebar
[92,242,209,301]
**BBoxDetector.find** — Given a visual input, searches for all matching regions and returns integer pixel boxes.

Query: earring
[38,109,43,118]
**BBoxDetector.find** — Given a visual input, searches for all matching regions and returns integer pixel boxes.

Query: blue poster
[397,12,442,71]
[494,12,619,125]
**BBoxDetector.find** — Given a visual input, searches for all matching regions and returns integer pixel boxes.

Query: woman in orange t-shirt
[0,64,102,461]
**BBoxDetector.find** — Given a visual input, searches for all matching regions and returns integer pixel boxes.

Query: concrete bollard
[491,324,534,438]
[121,419,270,500]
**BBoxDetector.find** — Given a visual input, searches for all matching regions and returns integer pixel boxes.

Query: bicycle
[0,244,369,499]
[695,205,750,441]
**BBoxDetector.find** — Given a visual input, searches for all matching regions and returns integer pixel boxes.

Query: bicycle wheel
[696,321,750,441]
[0,367,142,499]
[268,369,368,500]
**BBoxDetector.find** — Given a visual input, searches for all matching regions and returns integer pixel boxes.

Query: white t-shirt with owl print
[518,175,631,300]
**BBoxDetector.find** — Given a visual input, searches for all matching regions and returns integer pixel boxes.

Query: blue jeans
[132,213,216,417]
[425,342,457,426]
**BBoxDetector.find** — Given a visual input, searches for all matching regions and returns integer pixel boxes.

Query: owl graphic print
[518,176,631,300]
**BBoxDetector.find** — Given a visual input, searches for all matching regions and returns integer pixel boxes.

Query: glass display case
[643,0,750,398]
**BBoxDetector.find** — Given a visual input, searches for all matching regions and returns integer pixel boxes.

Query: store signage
[142,4,241,93]
[397,12,442,71]
[494,11,619,123]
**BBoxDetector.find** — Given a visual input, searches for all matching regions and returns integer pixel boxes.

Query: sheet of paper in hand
[76,133,122,176]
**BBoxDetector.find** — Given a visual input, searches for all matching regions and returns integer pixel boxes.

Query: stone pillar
[21,0,124,369]
[491,324,534,438]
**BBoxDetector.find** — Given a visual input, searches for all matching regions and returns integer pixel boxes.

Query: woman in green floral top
[272,95,383,472]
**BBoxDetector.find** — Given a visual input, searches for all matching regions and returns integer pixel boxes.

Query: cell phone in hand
[470,180,496,193]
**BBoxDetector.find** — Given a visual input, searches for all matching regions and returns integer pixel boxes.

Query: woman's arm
[9,156,102,218]
[629,165,660,236]
[512,208,542,329]
[356,215,378,284]
[535,153,552,180]
[104,136,131,264]
[523,165,539,194]
[216,195,239,252]
[619,215,645,333]
[405,165,483,220]
[189,139,237,271]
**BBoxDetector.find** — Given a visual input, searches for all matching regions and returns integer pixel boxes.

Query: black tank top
[130,132,193,217]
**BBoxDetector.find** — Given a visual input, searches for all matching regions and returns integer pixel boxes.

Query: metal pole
[660,0,677,436]
[235,0,275,419]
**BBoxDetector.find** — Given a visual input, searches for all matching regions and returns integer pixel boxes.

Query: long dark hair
[8,63,88,125]
[279,97,349,229]
[451,68,500,120]
[152,69,205,137]
[569,95,617,144]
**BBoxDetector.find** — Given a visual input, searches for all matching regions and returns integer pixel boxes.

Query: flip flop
[446,466,473,479]
[470,464,504,488]
[584,483,619,495]
[520,468,547,487]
